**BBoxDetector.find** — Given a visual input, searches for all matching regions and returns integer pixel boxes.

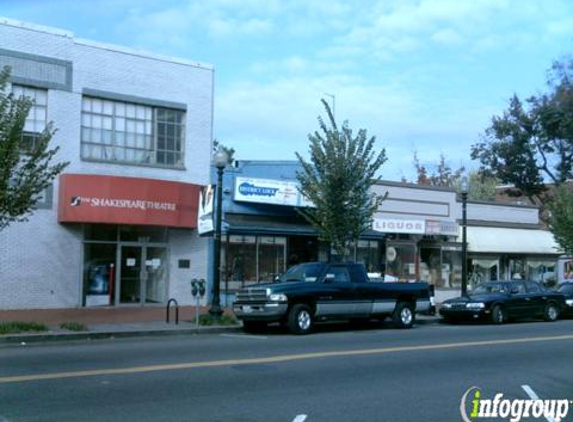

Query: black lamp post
[460,175,469,297]
[209,148,229,317]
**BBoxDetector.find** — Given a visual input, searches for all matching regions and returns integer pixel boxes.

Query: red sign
[58,174,202,228]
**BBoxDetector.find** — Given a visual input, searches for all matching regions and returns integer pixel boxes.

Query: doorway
[119,244,168,305]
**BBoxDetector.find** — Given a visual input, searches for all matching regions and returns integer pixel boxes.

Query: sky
[2,0,572,181]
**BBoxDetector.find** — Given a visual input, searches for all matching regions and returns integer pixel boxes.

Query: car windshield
[277,263,323,283]
[557,284,573,293]
[472,283,510,295]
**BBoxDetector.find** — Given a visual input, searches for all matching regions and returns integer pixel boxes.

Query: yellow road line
[2,334,572,384]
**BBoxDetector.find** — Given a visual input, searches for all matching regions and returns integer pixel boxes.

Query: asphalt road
[1,319,573,422]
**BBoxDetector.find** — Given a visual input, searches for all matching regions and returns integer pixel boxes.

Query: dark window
[327,266,351,283]
[525,282,541,293]
[348,265,366,283]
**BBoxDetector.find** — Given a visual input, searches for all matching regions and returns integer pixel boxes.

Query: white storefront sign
[234,177,312,207]
[372,218,426,234]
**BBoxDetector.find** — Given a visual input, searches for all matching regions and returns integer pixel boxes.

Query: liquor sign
[58,174,202,228]
[372,218,426,234]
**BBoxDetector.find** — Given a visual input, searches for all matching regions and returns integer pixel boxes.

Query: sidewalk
[0,306,242,344]
[0,307,441,344]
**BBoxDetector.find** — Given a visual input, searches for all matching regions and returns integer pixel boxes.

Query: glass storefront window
[226,235,257,285]
[469,258,499,286]
[420,246,442,286]
[509,258,526,280]
[442,249,462,288]
[386,242,417,281]
[83,243,116,306]
[85,224,118,241]
[356,240,381,273]
[258,236,286,282]
[120,225,167,242]
[526,260,556,285]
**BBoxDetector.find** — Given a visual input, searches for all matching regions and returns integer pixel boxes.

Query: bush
[59,322,88,332]
[198,314,238,326]
[0,321,48,334]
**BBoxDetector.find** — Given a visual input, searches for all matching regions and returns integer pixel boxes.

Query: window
[81,97,185,168]
[12,85,48,151]
[525,282,541,293]
[327,266,351,283]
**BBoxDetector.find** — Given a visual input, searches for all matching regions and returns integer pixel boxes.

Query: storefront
[465,226,560,286]
[58,174,202,307]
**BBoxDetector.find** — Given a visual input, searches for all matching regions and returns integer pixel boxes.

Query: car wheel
[544,303,560,322]
[491,305,506,324]
[393,302,415,329]
[287,304,313,335]
[242,321,266,333]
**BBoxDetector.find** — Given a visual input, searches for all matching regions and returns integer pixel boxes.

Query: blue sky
[2,0,572,180]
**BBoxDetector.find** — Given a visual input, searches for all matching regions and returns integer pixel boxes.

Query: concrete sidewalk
[0,307,441,344]
[0,306,242,344]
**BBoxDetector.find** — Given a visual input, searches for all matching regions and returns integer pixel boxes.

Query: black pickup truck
[233,262,435,334]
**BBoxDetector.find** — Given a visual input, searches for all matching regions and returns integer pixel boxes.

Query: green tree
[0,66,68,230]
[471,58,573,203]
[410,151,497,201]
[296,99,387,260]
[548,184,573,255]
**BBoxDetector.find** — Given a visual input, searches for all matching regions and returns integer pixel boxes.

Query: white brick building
[0,18,213,309]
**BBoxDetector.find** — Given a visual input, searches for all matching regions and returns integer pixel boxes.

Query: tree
[471,58,573,203]
[0,66,68,230]
[296,99,387,260]
[548,184,573,256]
[212,139,235,166]
[409,151,497,201]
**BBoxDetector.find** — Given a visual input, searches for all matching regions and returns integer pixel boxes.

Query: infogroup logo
[460,386,571,422]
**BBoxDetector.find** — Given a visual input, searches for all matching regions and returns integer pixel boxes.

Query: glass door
[120,246,143,304]
[145,247,167,304]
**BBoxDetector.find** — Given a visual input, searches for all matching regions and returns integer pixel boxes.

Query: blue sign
[238,182,279,197]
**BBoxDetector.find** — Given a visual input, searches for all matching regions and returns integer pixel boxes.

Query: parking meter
[191,279,206,324]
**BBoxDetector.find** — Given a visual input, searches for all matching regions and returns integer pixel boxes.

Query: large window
[12,85,47,151]
[81,97,185,168]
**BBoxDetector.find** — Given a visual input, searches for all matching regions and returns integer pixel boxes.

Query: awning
[225,213,383,239]
[461,226,561,255]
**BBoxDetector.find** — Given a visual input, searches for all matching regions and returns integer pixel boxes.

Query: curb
[0,325,243,344]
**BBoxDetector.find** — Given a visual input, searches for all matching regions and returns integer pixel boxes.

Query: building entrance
[118,245,168,304]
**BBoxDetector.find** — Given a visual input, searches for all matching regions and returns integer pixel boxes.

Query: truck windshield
[277,263,323,283]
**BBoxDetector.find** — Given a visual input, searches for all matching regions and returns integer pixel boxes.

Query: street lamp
[460,175,469,297]
[209,148,229,317]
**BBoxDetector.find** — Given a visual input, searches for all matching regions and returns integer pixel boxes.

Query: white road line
[521,385,556,422]
[292,415,307,422]
[219,334,268,340]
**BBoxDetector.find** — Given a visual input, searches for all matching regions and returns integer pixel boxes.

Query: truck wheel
[243,321,266,333]
[393,302,415,329]
[287,304,313,334]
[491,305,506,324]
[544,303,560,322]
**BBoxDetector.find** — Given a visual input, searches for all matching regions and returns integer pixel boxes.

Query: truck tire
[242,321,266,333]
[393,302,415,329]
[287,304,313,335]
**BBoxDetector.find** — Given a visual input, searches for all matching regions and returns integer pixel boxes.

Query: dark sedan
[557,282,573,316]
[440,280,566,324]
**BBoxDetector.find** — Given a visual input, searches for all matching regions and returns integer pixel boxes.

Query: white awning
[460,227,561,254]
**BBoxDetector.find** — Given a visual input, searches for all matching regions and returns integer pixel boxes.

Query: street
[1,319,573,422]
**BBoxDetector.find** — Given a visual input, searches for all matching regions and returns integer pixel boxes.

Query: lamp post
[209,148,229,317]
[460,175,469,297]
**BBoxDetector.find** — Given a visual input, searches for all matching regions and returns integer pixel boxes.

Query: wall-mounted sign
[425,220,459,236]
[372,218,426,234]
[197,185,215,235]
[58,174,201,228]
[234,177,314,208]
